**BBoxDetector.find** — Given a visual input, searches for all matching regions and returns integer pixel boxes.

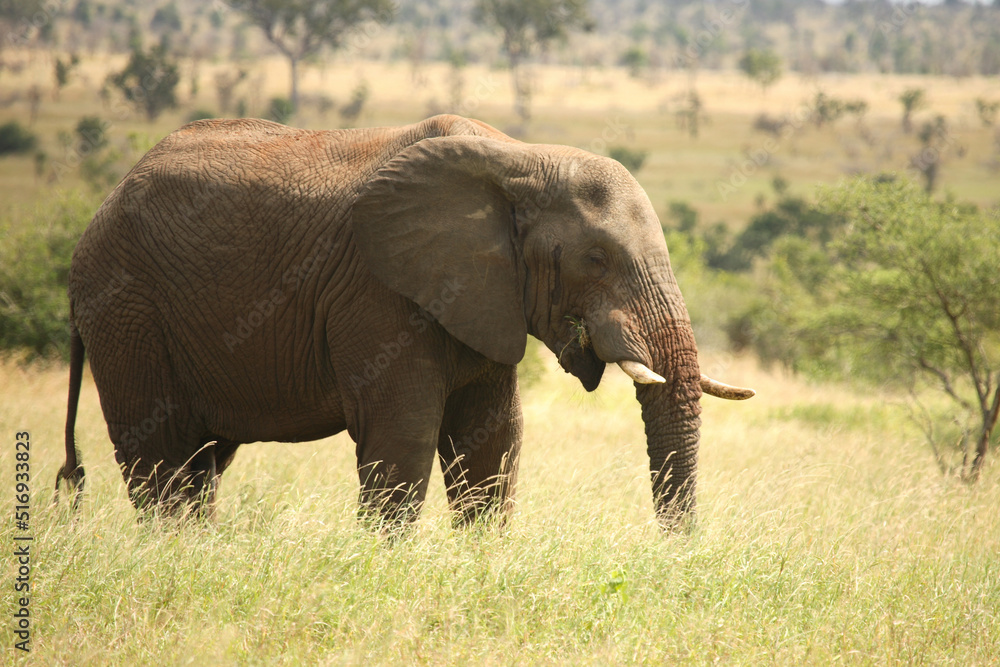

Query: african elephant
[57,114,753,528]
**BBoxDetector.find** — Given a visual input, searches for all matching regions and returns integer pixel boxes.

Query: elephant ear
[351,136,529,365]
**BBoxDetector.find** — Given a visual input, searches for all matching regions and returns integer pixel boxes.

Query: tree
[53,54,79,101]
[108,39,180,121]
[898,87,926,133]
[708,184,844,272]
[911,114,950,192]
[474,0,592,121]
[151,1,182,31]
[748,180,999,474]
[738,48,783,94]
[226,0,394,113]
[742,179,1000,481]
[0,0,44,56]
[676,89,706,139]
[75,115,108,154]
[607,146,647,173]
[825,179,1000,481]
[974,97,999,127]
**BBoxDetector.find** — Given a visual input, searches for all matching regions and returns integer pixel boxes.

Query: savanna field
[1,351,998,664]
[2,4,1000,662]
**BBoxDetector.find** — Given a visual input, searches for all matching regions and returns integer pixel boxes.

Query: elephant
[56,113,753,528]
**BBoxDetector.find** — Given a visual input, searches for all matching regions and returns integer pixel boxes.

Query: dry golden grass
[1,350,997,664]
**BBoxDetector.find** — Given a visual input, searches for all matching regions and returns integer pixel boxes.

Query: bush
[268,97,295,125]
[663,230,755,351]
[620,46,649,76]
[721,194,845,271]
[0,121,38,156]
[608,146,648,174]
[669,182,845,273]
[0,191,98,360]
[185,109,216,123]
[738,48,782,92]
[75,115,109,154]
[736,178,1000,479]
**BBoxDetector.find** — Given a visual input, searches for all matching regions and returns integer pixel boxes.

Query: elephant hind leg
[88,304,231,517]
[119,439,220,518]
[185,440,220,517]
[437,367,523,527]
[214,438,241,476]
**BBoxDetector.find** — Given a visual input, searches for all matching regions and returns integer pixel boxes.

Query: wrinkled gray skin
[61,114,729,528]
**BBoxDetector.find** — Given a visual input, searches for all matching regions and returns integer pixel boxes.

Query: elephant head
[352,135,753,527]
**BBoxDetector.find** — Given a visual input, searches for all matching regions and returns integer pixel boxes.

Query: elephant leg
[437,368,523,526]
[117,436,217,517]
[354,409,444,528]
[166,437,238,518]
[185,440,219,517]
[214,438,241,475]
[114,429,208,516]
[90,309,218,516]
[106,389,209,515]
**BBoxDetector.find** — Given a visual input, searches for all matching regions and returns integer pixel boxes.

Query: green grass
[2,357,998,664]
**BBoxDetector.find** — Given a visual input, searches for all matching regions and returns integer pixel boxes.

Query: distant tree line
[4,0,1000,78]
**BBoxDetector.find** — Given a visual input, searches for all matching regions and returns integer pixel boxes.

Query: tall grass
[2,355,997,664]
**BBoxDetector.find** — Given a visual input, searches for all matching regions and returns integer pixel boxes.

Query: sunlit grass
[1,354,997,664]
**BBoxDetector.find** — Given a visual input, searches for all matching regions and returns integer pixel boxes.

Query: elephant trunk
[634,318,703,530]
[638,379,701,528]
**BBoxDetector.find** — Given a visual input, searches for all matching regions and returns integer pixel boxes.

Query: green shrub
[268,97,295,125]
[75,115,109,154]
[620,46,649,76]
[186,109,216,123]
[0,191,98,360]
[0,121,38,156]
[663,230,755,351]
[735,177,1000,478]
[608,146,648,174]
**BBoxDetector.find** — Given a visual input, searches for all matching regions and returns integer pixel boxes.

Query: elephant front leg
[354,413,442,529]
[437,369,523,526]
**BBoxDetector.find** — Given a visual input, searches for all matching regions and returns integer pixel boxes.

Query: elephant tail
[55,323,86,510]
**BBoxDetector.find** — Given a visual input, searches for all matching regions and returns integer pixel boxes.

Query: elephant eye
[587,249,608,276]
[587,249,607,266]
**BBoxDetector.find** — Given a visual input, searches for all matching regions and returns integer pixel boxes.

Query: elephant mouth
[556,318,605,391]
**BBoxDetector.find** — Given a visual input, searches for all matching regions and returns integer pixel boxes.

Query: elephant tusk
[618,360,666,384]
[700,375,755,400]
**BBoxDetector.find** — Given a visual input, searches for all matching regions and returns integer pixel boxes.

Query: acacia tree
[899,87,926,134]
[738,48,782,94]
[474,0,591,121]
[226,0,394,112]
[108,39,180,121]
[822,179,1000,482]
